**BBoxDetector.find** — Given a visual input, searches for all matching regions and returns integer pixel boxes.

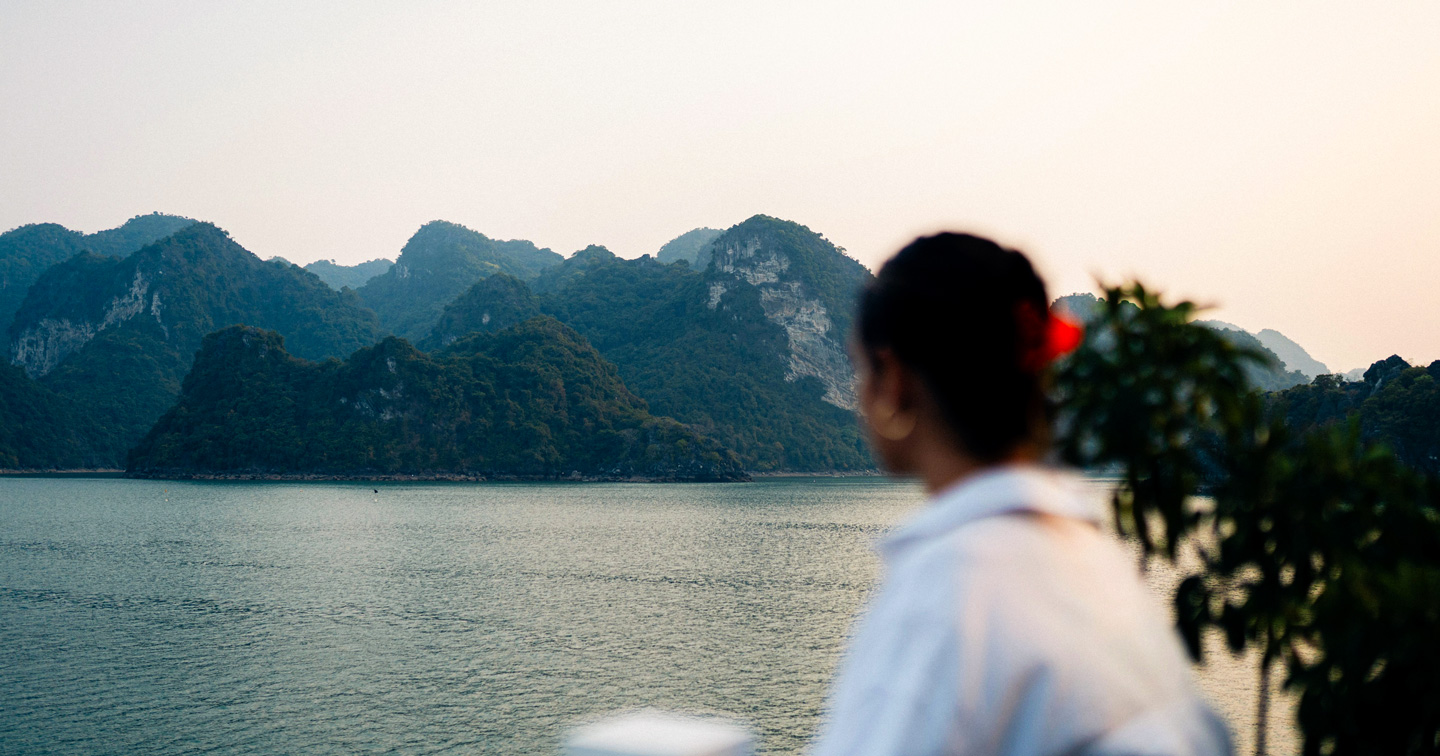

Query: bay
[0,477,1293,754]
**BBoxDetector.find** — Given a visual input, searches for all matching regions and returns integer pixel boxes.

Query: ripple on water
[0,477,1291,754]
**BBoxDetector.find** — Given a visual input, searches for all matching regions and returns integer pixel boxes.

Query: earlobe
[873,407,917,441]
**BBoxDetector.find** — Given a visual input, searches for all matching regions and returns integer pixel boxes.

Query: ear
[862,348,919,442]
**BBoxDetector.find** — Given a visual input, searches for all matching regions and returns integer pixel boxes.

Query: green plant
[1054,283,1440,756]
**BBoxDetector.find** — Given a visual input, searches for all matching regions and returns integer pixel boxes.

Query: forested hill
[304,258,394,290]
[655,227,722,266]
[1054,292,1310,391]
[1272,356,1440,475]
[4,222,385,467]
[129,319,747,481]
[424,215,874,472]
[358,221,563,340]
[0,361,92,469]
[418,273,540,351]
[0,212,194,333]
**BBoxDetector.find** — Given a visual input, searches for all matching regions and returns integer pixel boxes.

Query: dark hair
[856,232,1050,461]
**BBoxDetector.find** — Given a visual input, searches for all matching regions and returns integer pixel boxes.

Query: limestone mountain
[0,212,194,333]
[419,273,540,350]
[82,212,196,258]
[1273,355,1440,475]
[1254,328,1328,379]
[655,227,722,266]
[1056,293,1309,391]
[425,216,874,471]
[357,221,562,340]
[304,258,394,291]
[128,319,746,481]
[6,222,385,466]
[705,215,870,409]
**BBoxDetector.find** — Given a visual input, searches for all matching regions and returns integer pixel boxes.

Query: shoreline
[2,469,889,482]
[0,469,126,477]
[123,470,753,483]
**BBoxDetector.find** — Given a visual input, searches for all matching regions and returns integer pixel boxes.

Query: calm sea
[0,477,1294,754]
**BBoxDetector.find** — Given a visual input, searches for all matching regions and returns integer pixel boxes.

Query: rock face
[6,222,386,466]
[477,230,873,471]
[0,213,192,334]
[706,216,871,410]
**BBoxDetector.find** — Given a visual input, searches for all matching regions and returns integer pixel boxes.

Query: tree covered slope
[128,318,746,480]
[655,227,722,266]
[5,222,385,467]
[424,216,874,471]
[0,212,194,333]
[304,258,394,291]
[358,221,562,340]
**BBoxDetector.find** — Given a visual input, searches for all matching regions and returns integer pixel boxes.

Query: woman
[814,234,1231,756]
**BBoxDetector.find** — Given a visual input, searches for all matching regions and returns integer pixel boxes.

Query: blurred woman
[813,233,1230,756]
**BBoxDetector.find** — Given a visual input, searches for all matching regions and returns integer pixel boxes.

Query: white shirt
[813,465,1232,756]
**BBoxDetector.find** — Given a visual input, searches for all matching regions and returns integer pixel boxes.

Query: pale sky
[3,1,1438,372]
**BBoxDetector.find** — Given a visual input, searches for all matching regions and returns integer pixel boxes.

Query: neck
[916,441,1040,496]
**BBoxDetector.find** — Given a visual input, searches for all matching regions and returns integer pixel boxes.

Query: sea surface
[0,477,1295,754]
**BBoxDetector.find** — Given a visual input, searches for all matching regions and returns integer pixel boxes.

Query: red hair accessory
[1017,303,1085,371]
[1041,312,1084,364]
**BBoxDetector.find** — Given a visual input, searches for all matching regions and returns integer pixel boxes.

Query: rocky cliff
[705,216,871,410]
[0,212,192,334]
[6,222,386,466]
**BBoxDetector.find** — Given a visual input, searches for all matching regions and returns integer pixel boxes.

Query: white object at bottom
[566,709,754,756]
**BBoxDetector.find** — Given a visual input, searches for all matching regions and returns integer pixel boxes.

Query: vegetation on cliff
[128,318,746,480]
[0,361,94,469]
[1271,355,1440,475]
[0,212,193,333]
[418,273,540,350]
[427,235,872,471]
[5,223,385,466]
[304,257,394,291]
[654,227,722,266]
[358,221,562,339]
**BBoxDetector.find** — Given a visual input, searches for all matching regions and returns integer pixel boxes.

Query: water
[0,477,1293,754]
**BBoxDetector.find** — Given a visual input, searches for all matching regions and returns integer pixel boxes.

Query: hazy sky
[3,1,1438,372]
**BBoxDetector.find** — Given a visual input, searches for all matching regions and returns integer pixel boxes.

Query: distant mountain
[655,227,722,266]
[418,273,540,350]
[5,222,385,467]
[0,224,88,334]
[1254,328,1328,379]
[1051,292,1102,322]
[304,258,394,291]
[1201,320,1329,379]
[0,212,194,333]
[357,221,562,340]
[427,215,874,472]
[128,319,746,481]
[1217,328,1309,391]
[83,212,196,258]
[1056,294,1308,391]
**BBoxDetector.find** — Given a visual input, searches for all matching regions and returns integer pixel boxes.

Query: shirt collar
[878,464,1100,562]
